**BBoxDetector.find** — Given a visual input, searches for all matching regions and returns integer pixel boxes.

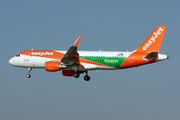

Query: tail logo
[143,27,164,51]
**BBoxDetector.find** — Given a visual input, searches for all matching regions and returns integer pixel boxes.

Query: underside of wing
[61,35,82,66]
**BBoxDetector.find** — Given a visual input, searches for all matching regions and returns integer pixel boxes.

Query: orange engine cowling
[45,61,67,72]
[62,70,75,76]
[45,61,60,72]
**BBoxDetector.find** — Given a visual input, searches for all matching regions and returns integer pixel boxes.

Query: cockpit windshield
[16,54,20,57]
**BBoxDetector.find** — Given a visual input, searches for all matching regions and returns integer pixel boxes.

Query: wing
[61,35,82,65]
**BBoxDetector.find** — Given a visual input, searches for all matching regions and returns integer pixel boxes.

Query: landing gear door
[24,52,29,61]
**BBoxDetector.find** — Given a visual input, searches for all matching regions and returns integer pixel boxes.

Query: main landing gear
[84,71,90,81]
[84,75,90,81]
[26,67,32,78]
[73,71,90,81]
[73,72,80,78]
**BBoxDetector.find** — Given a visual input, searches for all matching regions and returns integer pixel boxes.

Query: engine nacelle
[62,70,75,76]
[45,61,67,72]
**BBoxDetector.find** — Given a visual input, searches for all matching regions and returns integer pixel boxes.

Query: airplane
[9,26,168,81]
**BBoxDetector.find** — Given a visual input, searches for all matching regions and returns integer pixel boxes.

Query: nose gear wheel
[26,67,32,78]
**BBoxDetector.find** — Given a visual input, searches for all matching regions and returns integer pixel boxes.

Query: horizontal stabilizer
[144,52,158,59]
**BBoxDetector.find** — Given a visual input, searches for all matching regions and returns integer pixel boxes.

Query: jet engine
[45,61,67,72]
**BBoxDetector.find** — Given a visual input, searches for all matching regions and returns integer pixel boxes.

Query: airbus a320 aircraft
[9,26,168,81]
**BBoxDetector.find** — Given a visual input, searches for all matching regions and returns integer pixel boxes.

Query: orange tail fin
[136,26,166,53]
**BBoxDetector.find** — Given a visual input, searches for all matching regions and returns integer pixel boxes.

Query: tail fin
[136,26,166,53]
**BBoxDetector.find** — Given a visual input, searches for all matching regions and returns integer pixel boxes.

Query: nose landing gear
[26,67,32,78]
[26,74,31,78]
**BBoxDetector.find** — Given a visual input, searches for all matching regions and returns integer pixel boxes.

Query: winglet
[73,35,82,46]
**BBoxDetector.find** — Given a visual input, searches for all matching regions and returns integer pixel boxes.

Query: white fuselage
[9,51,132,70]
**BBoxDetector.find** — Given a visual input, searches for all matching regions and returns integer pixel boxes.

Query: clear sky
[1,0,180,120]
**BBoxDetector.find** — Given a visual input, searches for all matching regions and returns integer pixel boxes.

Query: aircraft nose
[9,58,15,65]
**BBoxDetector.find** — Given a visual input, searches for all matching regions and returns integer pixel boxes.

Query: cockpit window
[16,54,20,57]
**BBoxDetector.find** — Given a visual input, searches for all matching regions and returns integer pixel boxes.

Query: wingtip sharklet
[74,35,82,46]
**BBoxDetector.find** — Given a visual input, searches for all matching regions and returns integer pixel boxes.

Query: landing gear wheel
[84,75,90,81]
[26,74,31,78]
[26,67,32,78]
[73,72,80,78]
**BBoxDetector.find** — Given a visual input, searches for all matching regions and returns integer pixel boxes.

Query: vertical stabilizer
[136,26,166,53]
